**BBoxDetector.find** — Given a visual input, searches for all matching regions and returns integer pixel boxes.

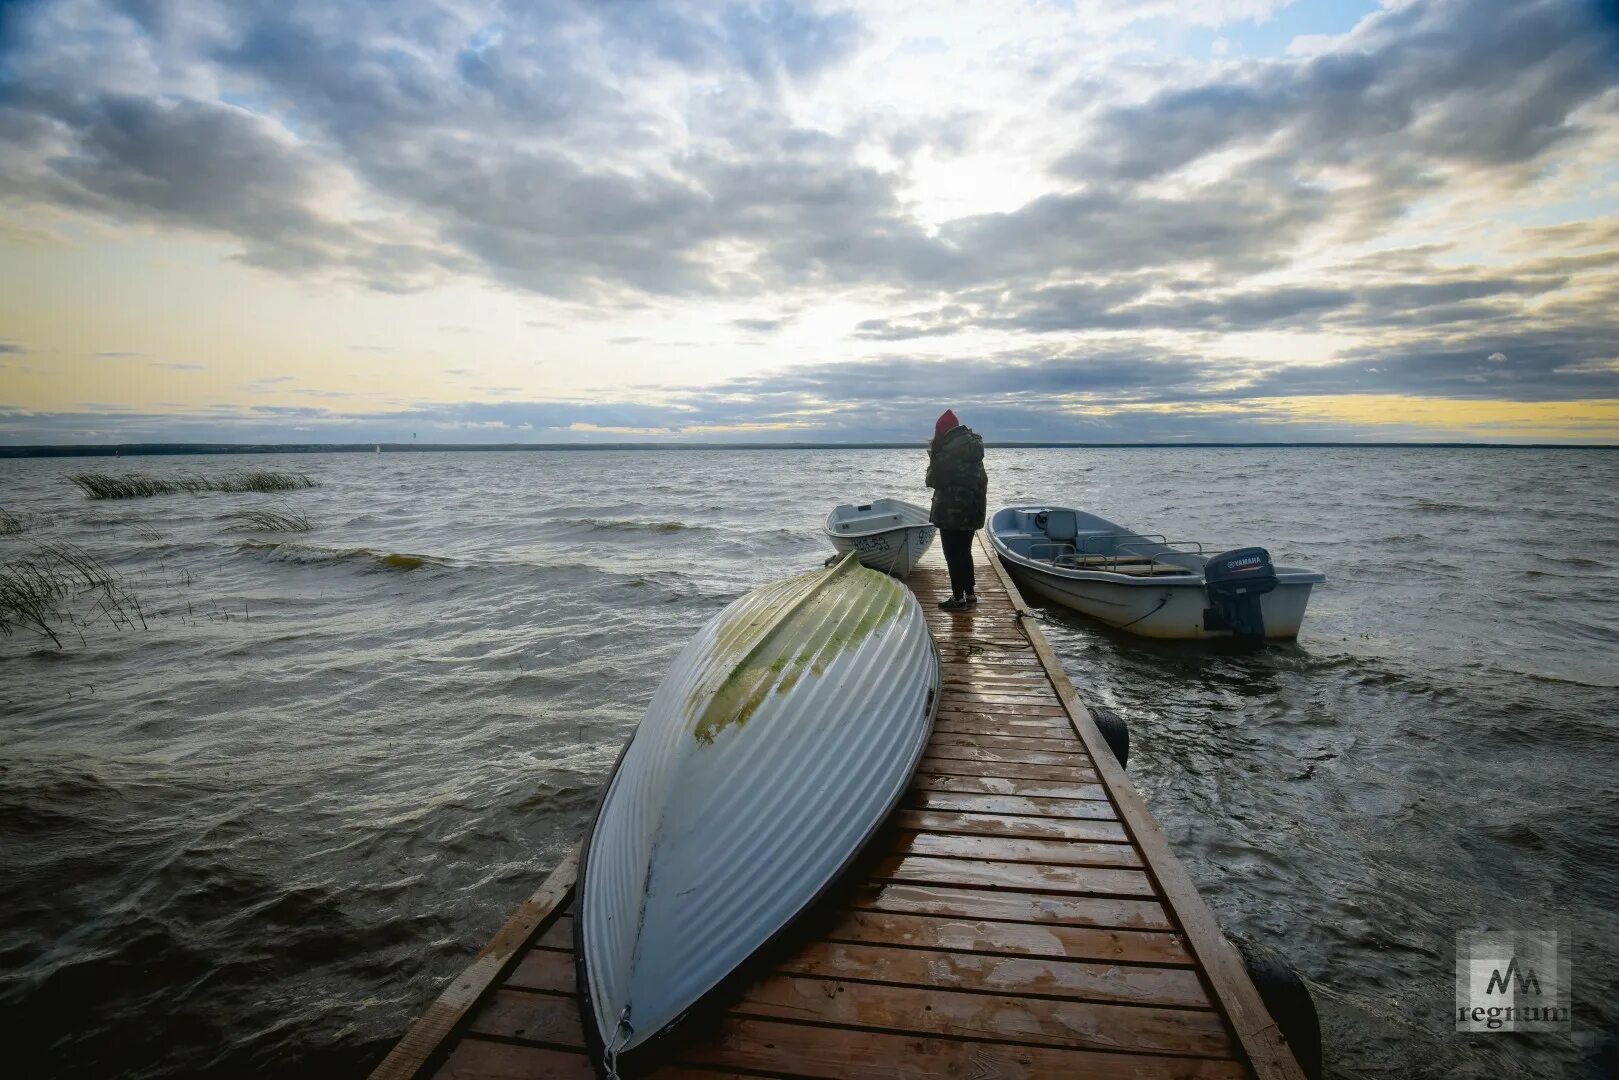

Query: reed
[0,542,138,647]
[0,506,25,535]
[67,470,316,499]
[221,507,314,532]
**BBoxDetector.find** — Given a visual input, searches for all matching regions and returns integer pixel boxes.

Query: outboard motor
[1203,547,1278,639]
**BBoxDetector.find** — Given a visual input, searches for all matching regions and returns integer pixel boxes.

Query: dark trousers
[940,529,976,597]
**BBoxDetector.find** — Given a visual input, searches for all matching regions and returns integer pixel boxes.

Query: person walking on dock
[926,409,988,610]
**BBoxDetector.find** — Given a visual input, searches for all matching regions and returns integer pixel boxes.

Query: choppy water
[1,447,1615,1079]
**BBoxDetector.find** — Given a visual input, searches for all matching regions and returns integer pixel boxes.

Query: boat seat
[1043,510,1080,542]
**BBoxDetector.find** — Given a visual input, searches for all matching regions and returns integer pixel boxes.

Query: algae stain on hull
[689,558,907,746]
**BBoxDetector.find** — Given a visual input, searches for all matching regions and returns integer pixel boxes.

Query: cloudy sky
[1,0,1616,444]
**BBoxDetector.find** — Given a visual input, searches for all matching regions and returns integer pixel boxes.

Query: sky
[1,0,1617,445]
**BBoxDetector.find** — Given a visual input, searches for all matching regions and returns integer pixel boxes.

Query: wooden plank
[429,1038,595,1080]
[892,808,1128,842]
[939,691,1065,707]
[939,657,1045,671]
[929,730,1081,750]
[912,773,1109,801]
[934,699,1068,716]
[918,755,1099,782]
[977,533,1307,1080]
[893,830,1142,869]
[506,946,576,995]
[466,988,585,1047]
[940,670,1050,686]
[933,711,1071,731]
[823,909,1193,965]
[370,846,578,1080]
[733,973,1233,1058]
[778,941,1212,1009]
[925,742,1091,765]
[674,1017,1247,1080]
[850,882,1176,931]
[872,854,1156,897]
[903,787,1120,819]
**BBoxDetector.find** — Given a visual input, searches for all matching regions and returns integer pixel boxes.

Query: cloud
[0,0,1615,440]
[0,342,25,354]
[732,316,790,333]
[1060,0,1619,188]
[149,361,205,371]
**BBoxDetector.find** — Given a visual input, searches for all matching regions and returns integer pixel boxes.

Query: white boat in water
[989,506,1326,640]
[575,553,939,1075]
[822,498,936,578]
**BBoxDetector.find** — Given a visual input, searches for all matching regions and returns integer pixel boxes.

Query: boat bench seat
[836,512,905,531]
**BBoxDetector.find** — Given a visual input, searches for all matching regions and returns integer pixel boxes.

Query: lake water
[2,447,1615,1078]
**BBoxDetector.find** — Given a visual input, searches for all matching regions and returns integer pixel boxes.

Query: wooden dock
[372,536,1306,1080]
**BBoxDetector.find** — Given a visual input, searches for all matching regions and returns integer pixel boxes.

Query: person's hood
[933,409,959,440]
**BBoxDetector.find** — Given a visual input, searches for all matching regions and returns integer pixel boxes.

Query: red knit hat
[934,409,959,439]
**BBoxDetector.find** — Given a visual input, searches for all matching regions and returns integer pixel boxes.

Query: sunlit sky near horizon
[2,0,1617,444]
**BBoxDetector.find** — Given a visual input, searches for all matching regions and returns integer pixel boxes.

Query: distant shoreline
[3,441,1615,458]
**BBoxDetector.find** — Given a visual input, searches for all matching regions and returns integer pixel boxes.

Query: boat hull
[825,524,936,577]
[1003,561,1317,640]
[576,554,939,1074]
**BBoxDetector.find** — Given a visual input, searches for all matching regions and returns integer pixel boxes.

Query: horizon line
[4,440,1617,458]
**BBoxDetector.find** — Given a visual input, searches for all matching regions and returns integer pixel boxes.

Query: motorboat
[575,552,939,1076]
[822,498,936,578]
[988,506,1325,640]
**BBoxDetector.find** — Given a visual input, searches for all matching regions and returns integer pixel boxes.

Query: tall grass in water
[0,506,25,535]
[221,507,314,532]
[0,542,145,648]
[67,470,316,499]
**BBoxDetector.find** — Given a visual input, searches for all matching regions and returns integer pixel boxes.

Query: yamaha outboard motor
[1203,547,1278,639]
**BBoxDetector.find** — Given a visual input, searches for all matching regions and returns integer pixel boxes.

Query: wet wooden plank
[903,787,1119,818]
[935,699,1069,716]
[778,941,1212,1009]
[892,808,1127,842]
[674,1018,1247,1080]
[506,947,576,995]
[930,730,1091,751]
[430,1038,595,1080]
[918,755,1100,782]
[925,742,1091,766]
[912,773,1109,801]
[733,974,1233,1057]
[893,830,1142,868]
[466,989,584,1047]
[850,882,1176,931]
[932,711,1072,732]
[823,909,1193,965]
[872,854,1156,897]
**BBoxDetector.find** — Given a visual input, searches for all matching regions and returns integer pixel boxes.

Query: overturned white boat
[575,553,939,1075]
[822,498,936,578]
[989,506,1326,641]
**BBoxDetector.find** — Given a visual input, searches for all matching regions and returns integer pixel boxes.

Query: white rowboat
[575,553,940,1075]
[822,498,937,578]
[989,506,1326,640]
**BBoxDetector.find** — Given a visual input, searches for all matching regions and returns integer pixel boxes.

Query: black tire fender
[1230,936,1322,1080]
[1089,706,1129,769]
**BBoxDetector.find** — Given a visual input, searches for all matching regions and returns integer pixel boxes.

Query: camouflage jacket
[925,425,987,530]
